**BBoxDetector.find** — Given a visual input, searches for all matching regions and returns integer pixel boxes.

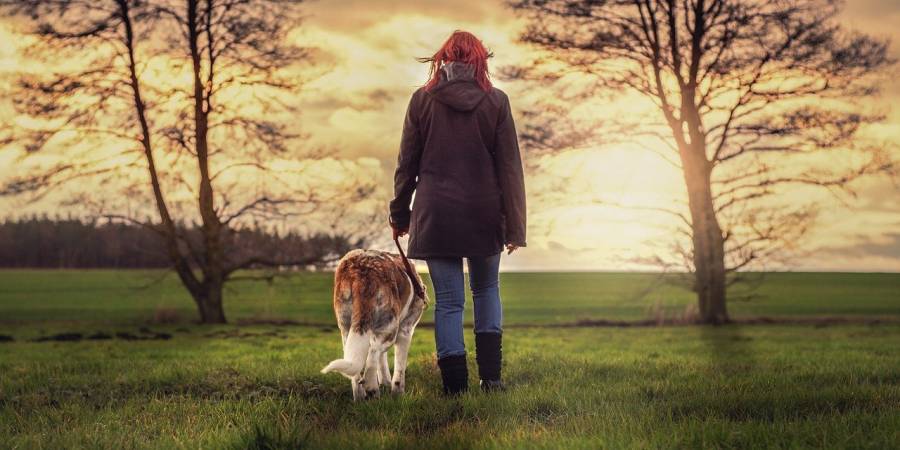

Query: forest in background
[0,217,358,269]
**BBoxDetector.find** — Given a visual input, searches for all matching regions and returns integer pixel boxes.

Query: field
[1,270,899,449]
[2,270,898,325]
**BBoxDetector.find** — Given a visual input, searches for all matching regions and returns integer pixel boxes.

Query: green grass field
[1,270,898,326]
[1,270,899,448]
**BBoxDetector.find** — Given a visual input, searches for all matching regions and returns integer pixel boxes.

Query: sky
[1,0,899,272]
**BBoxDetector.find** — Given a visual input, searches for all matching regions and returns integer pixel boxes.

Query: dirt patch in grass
[253,315,900,330]
[23,328,172,343]
[203,329,287,339]
[87,332,113,340]
[732,316,900,326]
[115,331,171,341]
[32,332,83,342]
[235,318,304,326]
[527,315,900,328]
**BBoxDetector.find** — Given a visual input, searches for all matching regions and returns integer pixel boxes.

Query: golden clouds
[1,1,899,270]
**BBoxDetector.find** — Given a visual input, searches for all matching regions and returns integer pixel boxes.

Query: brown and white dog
[321,249,427,400]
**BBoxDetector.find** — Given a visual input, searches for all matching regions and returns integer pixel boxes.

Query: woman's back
[390,61,526,259]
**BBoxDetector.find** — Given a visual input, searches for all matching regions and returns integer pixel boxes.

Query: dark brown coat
[389,64,527,259]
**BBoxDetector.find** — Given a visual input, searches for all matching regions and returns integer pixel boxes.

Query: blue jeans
[426,253,503,359]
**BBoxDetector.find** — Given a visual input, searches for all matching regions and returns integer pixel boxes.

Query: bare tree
[0,0,374,323]
[507,0,896,323]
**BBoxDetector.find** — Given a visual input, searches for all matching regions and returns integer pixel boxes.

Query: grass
[1,270,898,326]
[2,325,899,448]
[0,270,899,448]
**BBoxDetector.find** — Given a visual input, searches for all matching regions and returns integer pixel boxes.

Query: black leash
[394,236,426,302]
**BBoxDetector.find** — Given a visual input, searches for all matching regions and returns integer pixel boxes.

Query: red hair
[418,30,493,92]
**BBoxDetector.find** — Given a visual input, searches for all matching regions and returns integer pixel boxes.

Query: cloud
[797,231,900,272]
[2,1,900,271]
[814,232,900,259]
[304,0,506,35]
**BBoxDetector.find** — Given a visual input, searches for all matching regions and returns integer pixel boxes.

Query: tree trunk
[188,0,227,325]
[681,145,729,324]
[120,0,206,319]
[193,279,227,324]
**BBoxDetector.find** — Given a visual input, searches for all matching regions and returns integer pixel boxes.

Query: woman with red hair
[389,30,527,395]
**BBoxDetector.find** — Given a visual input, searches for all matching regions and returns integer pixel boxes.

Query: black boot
[437,354,468,395]
[475,332,505,392]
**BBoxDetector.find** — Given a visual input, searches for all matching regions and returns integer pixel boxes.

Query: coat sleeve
[389,92,423,230]
[494,94,527,247]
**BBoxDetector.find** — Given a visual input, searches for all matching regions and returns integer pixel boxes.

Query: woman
[389,30,527,395]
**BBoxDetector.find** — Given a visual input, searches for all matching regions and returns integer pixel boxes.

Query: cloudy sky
[1,0,899,272]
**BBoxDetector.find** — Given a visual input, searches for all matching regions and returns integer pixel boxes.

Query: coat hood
[426,61,487,112]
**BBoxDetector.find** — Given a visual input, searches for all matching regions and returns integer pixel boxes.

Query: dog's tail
[321,329,370,378]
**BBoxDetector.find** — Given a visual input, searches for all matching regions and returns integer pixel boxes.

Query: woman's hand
[392,225,408,240]
[505,243,519,255]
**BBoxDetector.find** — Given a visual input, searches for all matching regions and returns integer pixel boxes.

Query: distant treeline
[0,216,358,269]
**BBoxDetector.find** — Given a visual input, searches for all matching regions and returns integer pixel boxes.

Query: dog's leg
[391,328,413,394]
[362,344,381,398]
[351,373,365,401]
[349,332,371,402]
[379,350,391,388]
[346,331,357,401]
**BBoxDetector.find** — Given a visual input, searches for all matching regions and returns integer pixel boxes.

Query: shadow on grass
[239,425,313,450]
[677,325,894,423]
[229,394,485,450]
[699,324,757,377]
[2,371,346,413]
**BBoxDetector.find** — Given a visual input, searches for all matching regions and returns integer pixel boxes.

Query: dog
[321,249,427,400]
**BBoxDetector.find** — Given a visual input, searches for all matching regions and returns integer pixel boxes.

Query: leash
[394,236,426,303]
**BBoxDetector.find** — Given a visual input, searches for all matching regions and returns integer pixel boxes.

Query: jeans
[425,253,503,359]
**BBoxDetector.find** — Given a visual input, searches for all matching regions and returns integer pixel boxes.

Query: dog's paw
[353,382,367,401]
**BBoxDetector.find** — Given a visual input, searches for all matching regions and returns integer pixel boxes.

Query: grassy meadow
[1,270,899,448]
[1,270,898,326]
